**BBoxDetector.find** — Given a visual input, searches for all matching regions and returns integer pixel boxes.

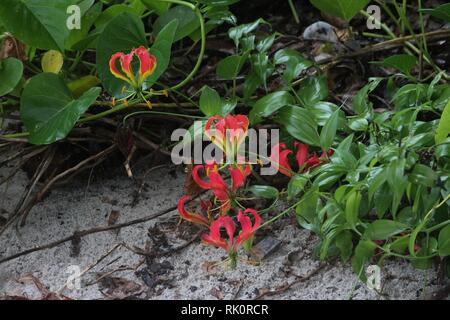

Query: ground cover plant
[0,0,450,292]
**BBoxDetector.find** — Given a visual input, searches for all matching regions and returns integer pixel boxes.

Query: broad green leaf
[248,185,279,199]
[363,220,408,240]
[41,50,64,74]
[435,99,450,144]
[153,5,199,41]
[275,106,320,146]
[421,3,450,22]
[352,240,377,281]
[216,53,248,80]
[96,12,147,98]
[320,108,339,152]
[95,4,139,29]
[345,189,361,230]
[141,0,171,15]
[297,75,328,107]
[145,19,179,88]
[199,85,222,116]
[0,58,23,96]
[251,52,273,89]
[374,54,417,76]
[65,1,102,50]
[199,85,236,117]
[0,0,78,51]
[20,73,100,145]
[310,0,371,22]
[249,91,294,124]
[438,224,450,256]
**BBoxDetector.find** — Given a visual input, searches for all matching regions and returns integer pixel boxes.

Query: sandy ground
[0,157,448,300]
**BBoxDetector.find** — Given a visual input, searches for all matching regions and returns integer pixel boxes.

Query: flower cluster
[177,114,260,267]
[270,141,333,177]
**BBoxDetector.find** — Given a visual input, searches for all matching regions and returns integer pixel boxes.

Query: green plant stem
[287,0,300,24]
[155,0,206,92]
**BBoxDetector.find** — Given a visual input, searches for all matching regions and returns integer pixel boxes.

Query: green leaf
[320,108,339,152]
[309,0,371,21]
[94,4,140,29]
[374,54,417,76]
[409,164,437,187]
[297,75,328,107]
[0,0,77,51]
[438,224,450,256]
[141,0,171,15]
[335,230,353,262]
[20,73,100,145]
[352,240,377,281]
[420,3,450,22]
[216,53,248,80]
[435,99,450,144]
[0,58,23,96]
[275,106,320,146]
[145,19,179,89]
[352,78,383,114]
[199,85,222,117]
[249,91,294,124]
[345,189,361,230]
[248,185,279,199]
[228,18,268,48]
[295,187,320,233]
[153,5,199,42]
[363,220,408,240]
[287,174,308,200]
[274,49,313,83]
[65,1,102,50]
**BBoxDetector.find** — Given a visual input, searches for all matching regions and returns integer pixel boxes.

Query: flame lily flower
[271,141,333,177]
[229,164,252,192]
[236,208,261,246]
[205,115,249,157]
[270,143,294,177]
[177,196,209,226]
[109,46,157,90]
[202,208,262,268]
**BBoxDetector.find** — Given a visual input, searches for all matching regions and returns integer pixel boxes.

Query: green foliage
[0,58,23,96]
[309,0,371,22]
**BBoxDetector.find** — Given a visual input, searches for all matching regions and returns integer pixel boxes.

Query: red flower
[205,115,249,155]
[177,196,209,226]
[229,164,252,192]
[109,46,156,89]
[202,209,262,263]
[236,208,261,246]
[271,141,333,177]
[202,215,236,252]
[270,143,294,177]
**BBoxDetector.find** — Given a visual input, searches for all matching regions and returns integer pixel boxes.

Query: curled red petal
[177,196,209,226]
[270,143,293,177]
[236,208,261,246]
[192,165,212,190]
[294,141,309,169]
[109,52,131,84]
[120,52,136,85]
[133,46,157,81]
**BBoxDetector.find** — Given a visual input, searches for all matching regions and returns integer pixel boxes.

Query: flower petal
[177,196,209,226]
[133,46,157,82]
[109,52,132,84]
